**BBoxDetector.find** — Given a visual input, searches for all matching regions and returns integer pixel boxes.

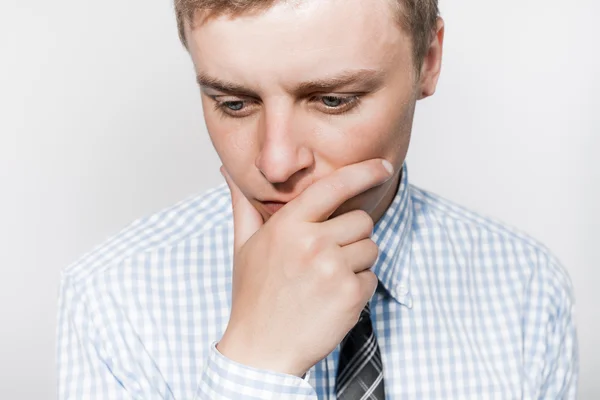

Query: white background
[1,0,598,398]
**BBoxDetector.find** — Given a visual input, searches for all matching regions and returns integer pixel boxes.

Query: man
[57,0,578,398]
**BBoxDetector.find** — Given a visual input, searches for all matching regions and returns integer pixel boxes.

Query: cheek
[203,102,258,164]
[314,103,413,169]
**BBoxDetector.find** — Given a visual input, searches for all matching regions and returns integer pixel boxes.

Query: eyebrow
[197,73,260,97]
[196,68,385,97]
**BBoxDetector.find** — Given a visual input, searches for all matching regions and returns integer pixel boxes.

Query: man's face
[185,0,440,222]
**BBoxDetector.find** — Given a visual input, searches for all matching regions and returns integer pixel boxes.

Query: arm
[522,251,579,399]
[57,275,139,399]
[194,343,316,399]
[57,274,317,400]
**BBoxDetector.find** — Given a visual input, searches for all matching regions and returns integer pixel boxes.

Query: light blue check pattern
[57,164,578,399]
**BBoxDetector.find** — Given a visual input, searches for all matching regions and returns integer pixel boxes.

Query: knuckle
[317,256,341,280]
[340,277,362,302]
[324,180,350,203]
[365,273,378,299]
[326,180,347,192]
[301,233,325,256]
[358,271,378,301]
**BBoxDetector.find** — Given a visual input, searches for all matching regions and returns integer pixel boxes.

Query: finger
[221,166,264,254]
[290,158,394,222]
[354,269,379,304]
[321,209,374,246]
[340,238,379,273]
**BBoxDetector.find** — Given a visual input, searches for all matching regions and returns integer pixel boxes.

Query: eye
[322,96,344,107]
[313,95,360,115]
[211,96,258,118]
[223,101,244,111]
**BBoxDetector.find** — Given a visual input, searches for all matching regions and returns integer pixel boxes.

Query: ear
[418,17,445,100]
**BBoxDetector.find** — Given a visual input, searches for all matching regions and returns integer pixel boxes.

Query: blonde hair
[174,0,439,69]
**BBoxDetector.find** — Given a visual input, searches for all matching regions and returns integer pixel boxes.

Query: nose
[255,108,314,184]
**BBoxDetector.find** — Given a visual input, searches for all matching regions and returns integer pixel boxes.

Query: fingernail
[382,159,394,175]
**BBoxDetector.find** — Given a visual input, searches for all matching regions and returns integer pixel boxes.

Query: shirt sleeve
[194,342,317,399]
[58,273,317,400]
[57,274,182,399]
[522,251,579,399]
[57,275,136,399]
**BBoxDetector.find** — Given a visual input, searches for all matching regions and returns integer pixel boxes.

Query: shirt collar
[371,162,413,307]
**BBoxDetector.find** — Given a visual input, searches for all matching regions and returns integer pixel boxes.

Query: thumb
[220,166,264,254]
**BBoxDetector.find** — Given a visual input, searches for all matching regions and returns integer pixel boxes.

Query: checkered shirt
[57,164,578,399]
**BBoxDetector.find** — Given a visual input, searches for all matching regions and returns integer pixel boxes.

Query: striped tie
[335,303,385,399]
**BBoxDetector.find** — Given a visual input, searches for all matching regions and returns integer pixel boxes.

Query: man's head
[176,0,439,72]
[177,0,444,222]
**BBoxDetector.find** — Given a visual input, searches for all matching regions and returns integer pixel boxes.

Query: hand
[217,159,394,377]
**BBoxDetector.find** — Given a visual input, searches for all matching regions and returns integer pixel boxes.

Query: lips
[261,201,287,214]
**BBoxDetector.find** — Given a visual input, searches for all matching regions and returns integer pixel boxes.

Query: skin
[182,0,445,376]
[184,0,445,225]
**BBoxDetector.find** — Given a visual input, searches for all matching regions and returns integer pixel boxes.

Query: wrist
[217,333,307,377]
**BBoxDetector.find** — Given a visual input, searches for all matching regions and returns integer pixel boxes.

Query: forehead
[185,0,411,89]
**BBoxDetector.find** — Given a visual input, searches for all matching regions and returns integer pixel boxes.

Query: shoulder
[409,184,575,302]
[60,183,232,288]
